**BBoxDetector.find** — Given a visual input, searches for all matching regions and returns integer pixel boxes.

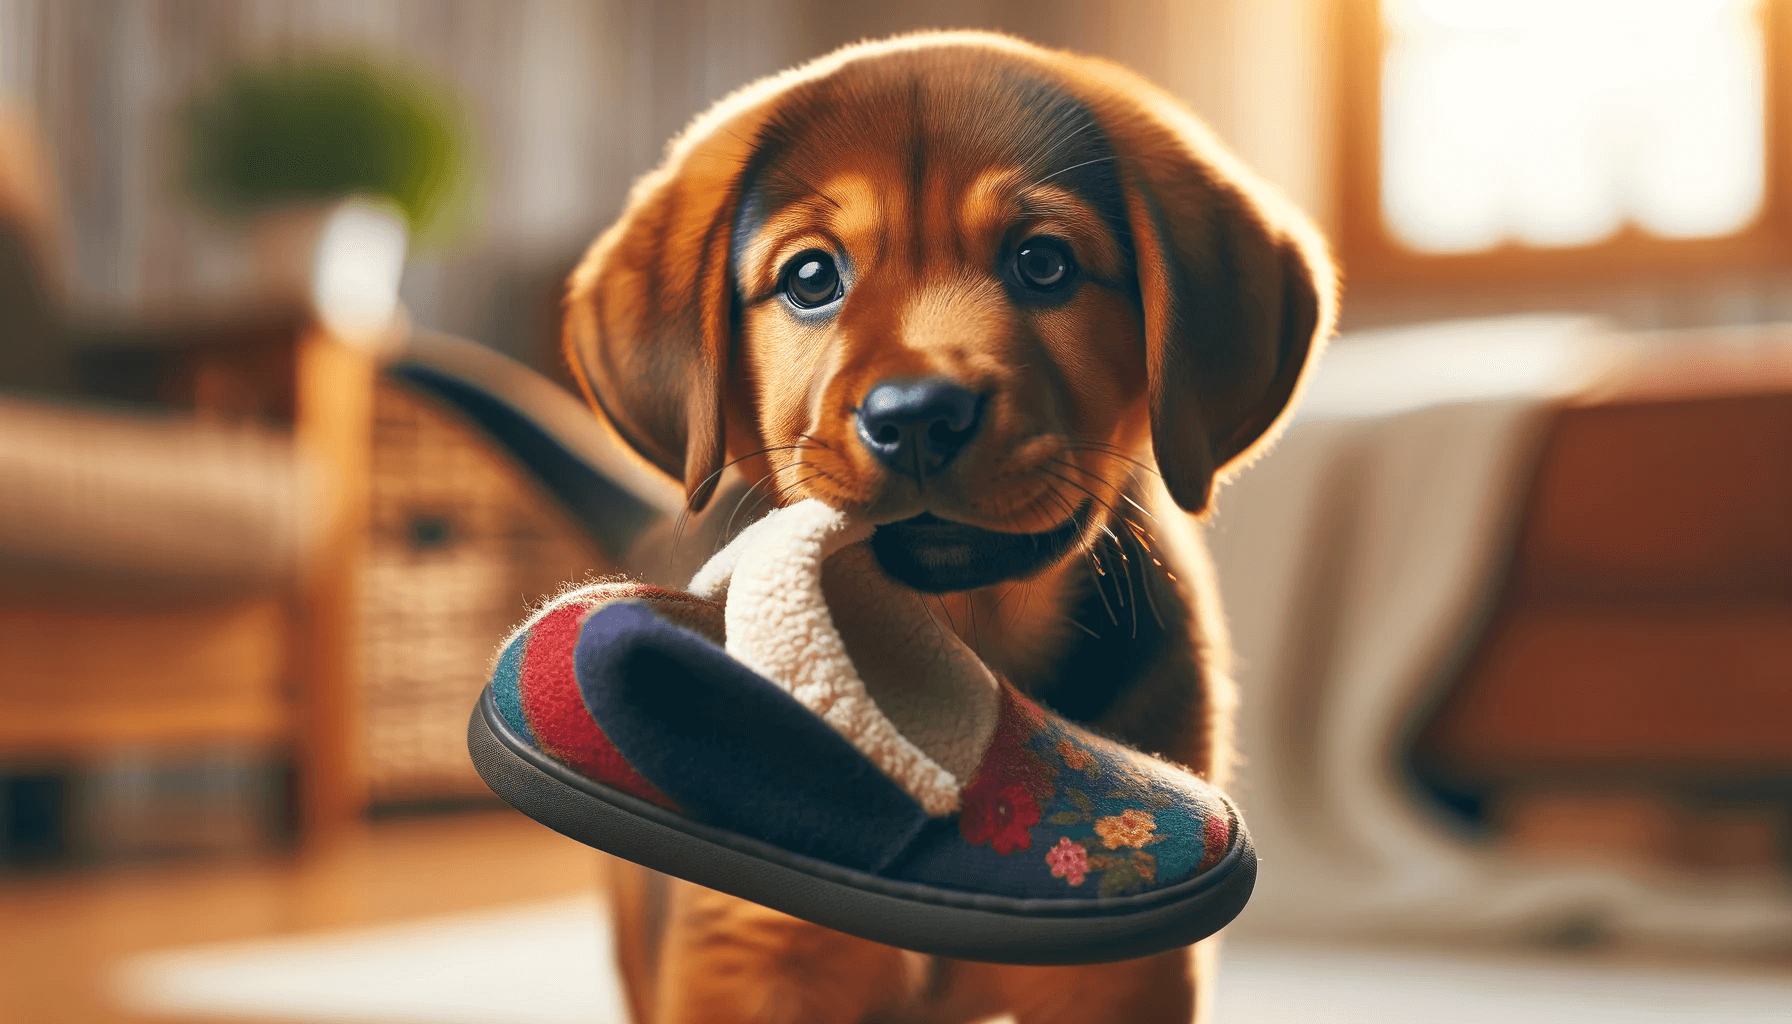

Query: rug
[113,894,1792,1023]
[113,896,626,1024]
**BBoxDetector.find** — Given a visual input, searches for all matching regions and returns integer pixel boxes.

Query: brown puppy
[565,30,1335,1024]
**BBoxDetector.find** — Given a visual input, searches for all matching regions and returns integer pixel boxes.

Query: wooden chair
[1414,343,1792,872]
[0,111,399,853]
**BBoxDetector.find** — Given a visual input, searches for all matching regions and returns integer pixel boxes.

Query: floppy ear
[563,105,765,513]
[1077,75,1338,515]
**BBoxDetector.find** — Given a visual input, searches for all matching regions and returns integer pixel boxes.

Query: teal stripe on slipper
[491,631,534,742]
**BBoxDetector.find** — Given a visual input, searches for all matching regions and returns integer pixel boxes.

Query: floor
[1,809,597,1024]
[8,809,1792,1024]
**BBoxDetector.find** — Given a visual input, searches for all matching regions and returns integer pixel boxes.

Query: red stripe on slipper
[519,601,676,809]
[1197,805,1233,872]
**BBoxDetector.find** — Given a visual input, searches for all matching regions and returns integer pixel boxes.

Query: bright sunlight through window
[1381,0,1766,254]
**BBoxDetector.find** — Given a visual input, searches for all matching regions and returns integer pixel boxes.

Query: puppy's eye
[782,250,842,309]
[1014,237,1075,292]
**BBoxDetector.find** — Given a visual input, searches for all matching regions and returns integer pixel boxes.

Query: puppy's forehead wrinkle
[899,279,1010,358]
[906,74,929,273]
[731,61,1128,282]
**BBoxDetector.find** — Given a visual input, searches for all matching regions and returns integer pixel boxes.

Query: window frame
[1335,0,1792,287]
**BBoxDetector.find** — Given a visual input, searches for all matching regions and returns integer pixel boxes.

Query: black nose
[856,378,984,477]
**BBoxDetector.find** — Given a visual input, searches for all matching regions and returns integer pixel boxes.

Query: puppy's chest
[938,561,1169,702]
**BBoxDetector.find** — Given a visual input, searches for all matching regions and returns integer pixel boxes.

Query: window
[1338,0,1792,283]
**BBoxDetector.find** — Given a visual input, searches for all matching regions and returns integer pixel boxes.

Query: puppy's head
[566,32,1336,593]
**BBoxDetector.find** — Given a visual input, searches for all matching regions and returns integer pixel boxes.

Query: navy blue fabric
[883,818,1071,895]
[575,603,931,874]
[388,362,658,561]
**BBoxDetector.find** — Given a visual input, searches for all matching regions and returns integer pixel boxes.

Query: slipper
[469,501,1255,965]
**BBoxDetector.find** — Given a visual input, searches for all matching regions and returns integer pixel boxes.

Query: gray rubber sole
[468,689,1255,965]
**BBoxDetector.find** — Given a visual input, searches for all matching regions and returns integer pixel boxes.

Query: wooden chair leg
[293,328,375,846]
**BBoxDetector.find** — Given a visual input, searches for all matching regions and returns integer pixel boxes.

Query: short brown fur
[565,30,1336,1024]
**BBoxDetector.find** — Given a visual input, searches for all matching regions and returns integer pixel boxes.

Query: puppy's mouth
[869,501,1094,594]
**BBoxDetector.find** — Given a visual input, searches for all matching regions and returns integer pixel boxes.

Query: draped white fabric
[1208,316,1792,949]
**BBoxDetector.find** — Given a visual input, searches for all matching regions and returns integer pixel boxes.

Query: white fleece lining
[689,500,995,817]
[820,544,1000,788]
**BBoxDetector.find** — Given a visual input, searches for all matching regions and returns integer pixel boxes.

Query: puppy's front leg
[650,882,915,1024]
[921,948,1199,1024]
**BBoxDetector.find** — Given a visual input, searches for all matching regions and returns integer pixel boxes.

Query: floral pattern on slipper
[892,684,1237,899]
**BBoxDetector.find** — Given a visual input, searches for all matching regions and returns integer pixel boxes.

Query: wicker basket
[361,383,614,805]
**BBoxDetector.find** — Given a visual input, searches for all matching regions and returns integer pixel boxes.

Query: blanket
[1207,315,1792,949]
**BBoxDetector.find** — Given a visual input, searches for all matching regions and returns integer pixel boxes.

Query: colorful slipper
[469,502,1255,965]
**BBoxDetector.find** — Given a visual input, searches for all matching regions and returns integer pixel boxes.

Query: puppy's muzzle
[855,377,984,479]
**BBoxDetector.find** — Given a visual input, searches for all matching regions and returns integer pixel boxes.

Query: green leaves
[183,56,468,238]
[1089,850,1158,896]
[1046,790,1097,827]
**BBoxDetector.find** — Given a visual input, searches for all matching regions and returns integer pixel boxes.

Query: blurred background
[3,1,1791,1021]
